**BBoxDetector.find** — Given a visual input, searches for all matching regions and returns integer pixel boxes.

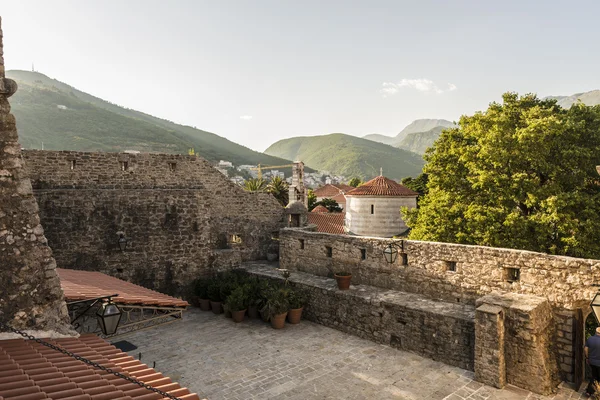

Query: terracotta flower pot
[270,312,288,329]
[199,299,211,312]
[232,309,246,323]
[248,306,259,319]
[334,274,352,290]
[287,307,303,324]
[210,301,223,314]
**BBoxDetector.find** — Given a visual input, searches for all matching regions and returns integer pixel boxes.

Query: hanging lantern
[117,234,128,251]
[96,300,122,335]
[383,242,400,264]
[591,292,600,324]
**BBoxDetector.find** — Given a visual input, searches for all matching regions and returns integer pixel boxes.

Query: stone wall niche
[475,293,559,395]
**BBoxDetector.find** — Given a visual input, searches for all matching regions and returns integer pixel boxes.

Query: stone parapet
[245,262,475,371]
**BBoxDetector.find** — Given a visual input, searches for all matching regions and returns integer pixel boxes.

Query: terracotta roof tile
[345,176,418,197]
[310,205,329,213]
[313,184,353,198]
[307,213,346,234]
[57,269,189,308]
[331,193,346,204]
[0,335,204,400]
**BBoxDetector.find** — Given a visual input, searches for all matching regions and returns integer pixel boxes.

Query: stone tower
[287,161,307,208]
[0,17,71,334]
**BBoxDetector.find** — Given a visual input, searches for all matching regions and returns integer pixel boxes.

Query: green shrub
[261,287,290,317]
[194,278,210,299]
[207,280,222,302]
[226,286,249,312]
[288,289,306,309]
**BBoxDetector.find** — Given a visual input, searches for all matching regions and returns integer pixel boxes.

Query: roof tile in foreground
[307,212,346,234]
[345,175,418,197]
[0,334,204,400]
[57,269,189,308]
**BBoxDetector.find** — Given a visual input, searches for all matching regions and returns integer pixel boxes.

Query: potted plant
[261,288,290,329]
[194,278,211,311]
[207,280,223,314]
[246,278,261,319]
[287,289,305,324]
[334,271,352,290]
[226,286,249,323]
[220,280,237,318]
[257,280,274,322]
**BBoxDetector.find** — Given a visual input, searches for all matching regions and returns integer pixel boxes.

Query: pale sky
[2,1,599,152]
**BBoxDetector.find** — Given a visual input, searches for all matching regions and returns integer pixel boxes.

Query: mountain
[397,126,446,155]
[363,118,454,147]
[545,90,600,108]
[264,133,425,180]
[6,70,296,169]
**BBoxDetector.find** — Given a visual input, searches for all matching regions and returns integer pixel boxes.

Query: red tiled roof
[307,212,346,234]
[331,193,346,204]
[311,205,329,213]
[313,184,353,198]
[345,176,418,197]
[58,269,189,308]
[0,334,203,400]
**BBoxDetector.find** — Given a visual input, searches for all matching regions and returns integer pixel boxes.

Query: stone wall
[0,17,71,334]
[245,263,475,371]
[279,228,596,383]
[475,293,559,394]
[22,150,285,297]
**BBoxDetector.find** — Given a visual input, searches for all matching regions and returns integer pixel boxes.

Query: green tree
[243,178,267,192]
[404,92,600,258]
[348,177,362,188]
[314,198,343,213]
[307,189,317,211]
[401,173,429,197]
[267,176,289,206]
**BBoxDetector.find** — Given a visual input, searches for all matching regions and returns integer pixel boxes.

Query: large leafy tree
[307,189,317,210]
[267,176,289,206]
[401,173,429,197]
[404,93,600,258]
[314,198,343,213]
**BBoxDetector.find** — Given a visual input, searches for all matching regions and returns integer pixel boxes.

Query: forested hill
[7,70,294,167]
[264,133,425,180]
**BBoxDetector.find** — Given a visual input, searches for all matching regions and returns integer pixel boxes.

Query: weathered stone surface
[21,150,286,297]
[475,304,506,389]
[0,17,71,334]
[245,262,475,371]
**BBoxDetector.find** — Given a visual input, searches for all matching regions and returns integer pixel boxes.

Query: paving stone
[116,308,583,400]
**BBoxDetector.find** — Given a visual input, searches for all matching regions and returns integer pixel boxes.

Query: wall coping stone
[243,261,475,321]
[476,304,504,315]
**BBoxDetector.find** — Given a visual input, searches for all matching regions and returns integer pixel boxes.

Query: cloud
[239,115,253,120]
[381,79,457,97]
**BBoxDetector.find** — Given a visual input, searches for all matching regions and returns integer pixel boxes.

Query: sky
[2,0,600,152]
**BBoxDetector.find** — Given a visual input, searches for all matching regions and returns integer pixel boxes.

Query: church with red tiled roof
[312,183,354,210]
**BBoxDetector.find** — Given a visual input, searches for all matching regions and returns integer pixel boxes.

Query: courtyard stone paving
[116,309,586,400]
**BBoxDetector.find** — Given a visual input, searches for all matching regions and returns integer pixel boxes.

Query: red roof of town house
[57,269,189,308]
[307,212,346,234]
[313,184,354,198]
[311,205,330,213]
[331,192,347,204]
[345,176,418,197]
[0,333,203,400]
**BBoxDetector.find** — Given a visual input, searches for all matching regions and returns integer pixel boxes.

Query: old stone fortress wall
[22,150,285,297]
[18,148,598,394]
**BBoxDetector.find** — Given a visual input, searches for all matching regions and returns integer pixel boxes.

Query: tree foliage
[314,198,343,213]
[348,177,362,187]
[267,176,289,206]
[401,173,428,197]
[404,92,600,258]
[307,189,317,211]
[243,178,267,192]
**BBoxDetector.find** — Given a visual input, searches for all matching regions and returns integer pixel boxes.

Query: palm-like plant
[267,176,289,206]
[243,178,267,192]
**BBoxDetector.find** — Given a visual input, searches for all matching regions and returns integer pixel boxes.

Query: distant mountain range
[545,90,600,108]
[7,70,296,169]
[363,119,455,147]
[264,133,425,180]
